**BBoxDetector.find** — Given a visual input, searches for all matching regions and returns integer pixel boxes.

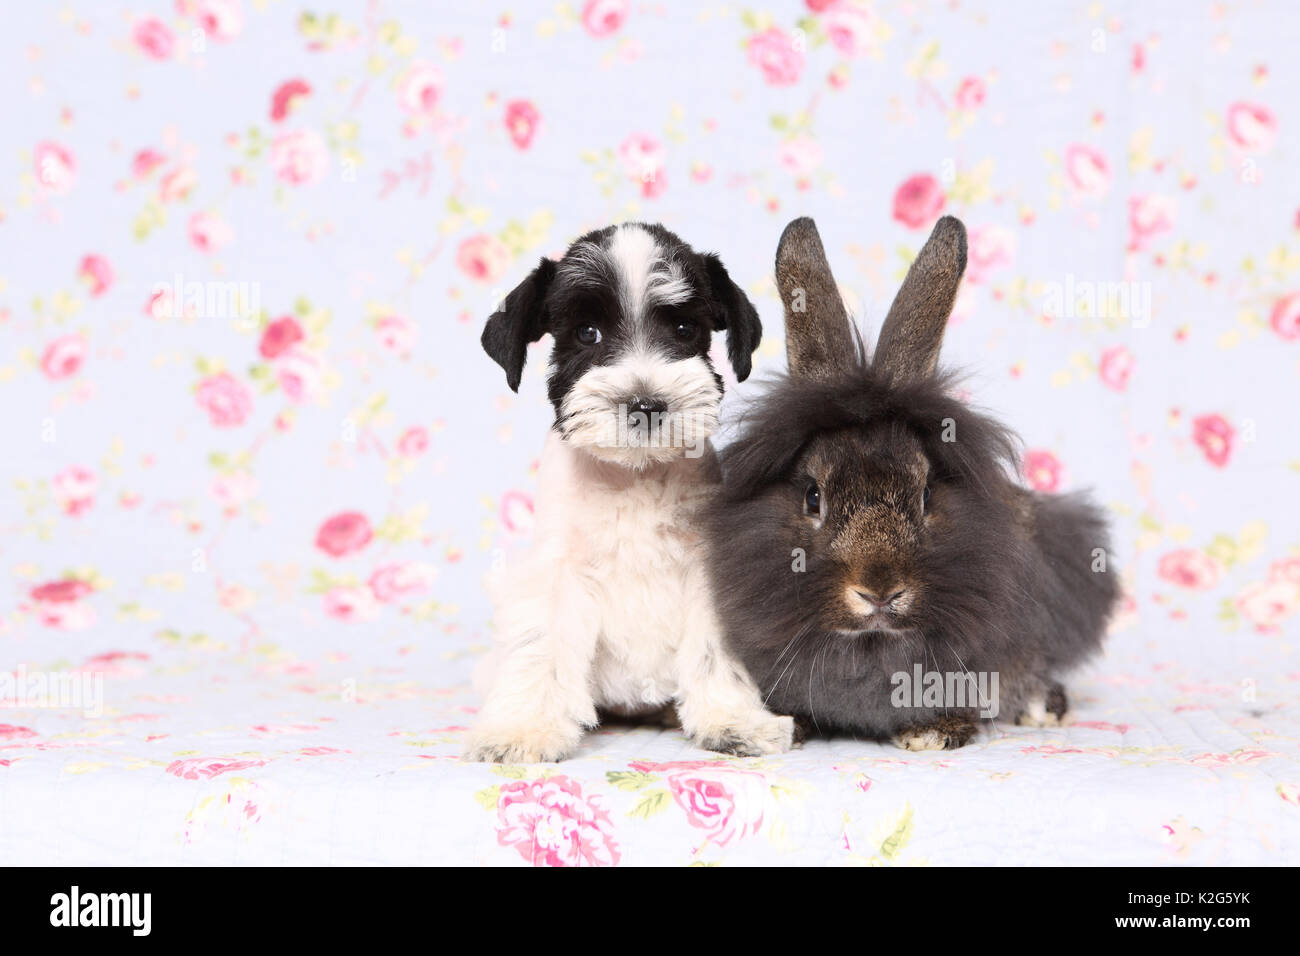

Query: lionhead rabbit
[706,215,1119,750]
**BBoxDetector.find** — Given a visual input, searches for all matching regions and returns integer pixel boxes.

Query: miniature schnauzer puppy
[464,222,795,762]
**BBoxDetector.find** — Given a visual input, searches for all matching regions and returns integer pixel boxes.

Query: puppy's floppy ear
[480,257,557,392]
[874,215,966,381]
[775,217,856,381]
[700,252,762,382]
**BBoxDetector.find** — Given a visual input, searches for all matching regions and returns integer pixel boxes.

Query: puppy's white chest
[536,433,714,708]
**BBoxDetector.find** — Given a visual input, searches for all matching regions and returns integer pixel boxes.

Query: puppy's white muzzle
[558,353,720,467]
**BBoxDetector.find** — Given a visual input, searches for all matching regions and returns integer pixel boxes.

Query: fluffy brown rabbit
[705,216,1119,750]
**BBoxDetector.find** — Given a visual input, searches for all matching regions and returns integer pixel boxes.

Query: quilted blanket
[3,1,1299,865]
[2,646,1298,865]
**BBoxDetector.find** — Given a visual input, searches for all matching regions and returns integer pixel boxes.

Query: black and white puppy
[464,222,795,762]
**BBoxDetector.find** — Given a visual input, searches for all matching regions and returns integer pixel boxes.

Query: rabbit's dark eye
[922,485,932,512]
[804,481,821,517]
[576,325,601,346]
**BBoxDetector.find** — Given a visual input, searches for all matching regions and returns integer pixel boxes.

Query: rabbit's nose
[855,587,907,609]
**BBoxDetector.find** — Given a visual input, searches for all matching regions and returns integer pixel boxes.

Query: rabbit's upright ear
[700,253,763,382]
[873,215,966,381]
[775,217,856,380]
[480,257,557,391]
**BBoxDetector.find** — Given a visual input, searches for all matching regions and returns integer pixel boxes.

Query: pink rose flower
[132,148,167,178]
[78,255,115,297]
[34,141,77,195]
[40,334,87,380]
[274,348,325,402]
[166,757,269,781]
[211,470,258,507]
[1235,577,1300,631]
[396,61,443,115]
[778,135,824,177]
[965,225,1015,283]
[1128,194,1176,250]
[396,426,430,457]
[505,99,540,150]
[891,173,945,229]
[315,511,373,558]
[496,776,620,867]
[1271,557,1300,585]
[1157,549,1221,591]
[158,164,198,203]
[1063,143,1111,198]
[133,18,175,60]
[52,466,97,516]
[1269,292,1300,341]
[195,372,253,427]
[368,562,438,603]
[581,0,628,37]
[188,211,233,253]
[146,286,175,320]
[667,768,770,848]
[33,600,95,631]
[954,76,987,110]
[1098,345,1135,391]
[1225,101,1277,153]
[455,236,510,284]
[30,578,93,603]
[1022,449,1063,492]
[617,133,667,198]
[375,314,418,356]
[323,585,380,621]
[500,490,535,534]
[190,0,245,41]
[270,78,312,122]
[1192,413,1234,468]
[271,129,329,186]
[823,1,878,56]
[747,27,804,86]
[259,315,305,359]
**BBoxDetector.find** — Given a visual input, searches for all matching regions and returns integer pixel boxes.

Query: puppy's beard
[557,354,720,469]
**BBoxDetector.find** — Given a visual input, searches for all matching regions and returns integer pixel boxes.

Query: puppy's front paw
[692,713,795,757]
[893,717,977,752]
[462,721,583,764]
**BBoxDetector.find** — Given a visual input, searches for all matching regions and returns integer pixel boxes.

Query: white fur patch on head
[607,224,692,321]
[558,224,693,326]
[556,351,721,468]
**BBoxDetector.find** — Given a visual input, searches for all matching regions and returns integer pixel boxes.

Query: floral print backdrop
[2,0,1299,865]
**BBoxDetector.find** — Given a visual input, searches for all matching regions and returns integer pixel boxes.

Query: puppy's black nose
[628,397,668,417]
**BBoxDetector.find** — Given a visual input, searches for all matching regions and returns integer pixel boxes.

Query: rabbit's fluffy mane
[719,334,1022,501]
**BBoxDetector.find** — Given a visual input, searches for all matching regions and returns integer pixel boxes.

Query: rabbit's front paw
[893,717,977,751]
[692,713,795,757]
[462,720,583,764]
[1015,683,1069,727]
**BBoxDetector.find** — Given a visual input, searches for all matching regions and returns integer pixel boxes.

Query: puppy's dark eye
[804,481,821,517]
[922,485,932,512]
[576,325,601,346]
[674,321,697,342]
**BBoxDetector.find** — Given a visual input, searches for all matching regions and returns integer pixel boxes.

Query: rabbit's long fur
[706,216,1120,749]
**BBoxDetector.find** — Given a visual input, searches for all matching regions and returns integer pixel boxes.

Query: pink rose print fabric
[2,0,1298,866]
[495,776,620,867]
